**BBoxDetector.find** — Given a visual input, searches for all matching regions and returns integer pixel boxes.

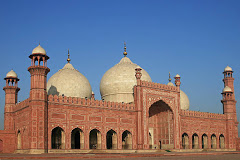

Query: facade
[0,44,239,154]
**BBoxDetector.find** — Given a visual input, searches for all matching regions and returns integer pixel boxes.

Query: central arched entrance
[149,100,174,149]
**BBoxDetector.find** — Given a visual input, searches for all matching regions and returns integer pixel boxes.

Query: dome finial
[123,41,127,57]
[67,49,71,63]
[168,72,172,82]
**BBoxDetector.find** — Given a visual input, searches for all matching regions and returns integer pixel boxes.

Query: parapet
[140,80,178,92]
[48,95,135,111]
[14,98,30,112]
[180,109,226,120]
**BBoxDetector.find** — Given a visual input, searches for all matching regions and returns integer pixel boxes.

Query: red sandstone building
[0,44,239,154]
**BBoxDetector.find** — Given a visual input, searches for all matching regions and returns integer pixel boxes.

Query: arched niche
[89,129,101,149]
[182,133,189,149]
[192,133,199,149]
[71,128,84,149]
[0,139,3,153]
[219,134,225,149]
[202,134,208,149]
[211,134,217,149]
[122,130,132,149]
[17,130,21,150]
[106,129,117,149]
[51,127,65,149]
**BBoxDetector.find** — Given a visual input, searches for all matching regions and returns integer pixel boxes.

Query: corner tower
[221,66,238,149]
[28,44,50,153]
[3,70,20,130]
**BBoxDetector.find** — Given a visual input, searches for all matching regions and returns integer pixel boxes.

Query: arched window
[182,133,189,149]
[211,134,217,149]
[202,134,208,149]
[122,130,132,149]
[219,134,225,149]
[51,127,65,149]
[106,129,117,149]
[89,129,101,149]
[71,128,84,149]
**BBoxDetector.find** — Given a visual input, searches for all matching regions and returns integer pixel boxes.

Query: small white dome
[32,44,46,55]
[47,63,92,98]
[6,70,17,78]
[224,66,232,72]
[223,86,232,93]
[167,82,175,86]
[180,90,190,110]
[100,57,152,103]
[175,74,180,78]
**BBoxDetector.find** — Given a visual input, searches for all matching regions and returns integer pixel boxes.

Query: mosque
[0,44,239,154]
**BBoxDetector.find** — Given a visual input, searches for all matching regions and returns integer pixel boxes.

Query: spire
[168,72,172,82]
[67,49,71,63]
[123,41,127,57]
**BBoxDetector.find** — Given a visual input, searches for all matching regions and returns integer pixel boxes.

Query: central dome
[100,56,152,103]
[47,62,92,98]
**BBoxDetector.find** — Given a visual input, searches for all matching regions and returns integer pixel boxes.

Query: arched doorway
[211,134,217,149]
[122,130,132,149]
[106,129,117,149]
[71,128,84,149]
[51,127,65,149]
[219,134,225,149]
[0,139,3,153]
[89,129,101,149]
[17,130,21,149]
[182,133,189,149]
[202,134,208,149]
[149,100,174,149]
[192,133,199,149]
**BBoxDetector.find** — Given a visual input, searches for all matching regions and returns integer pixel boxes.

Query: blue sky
[0,0,240,135]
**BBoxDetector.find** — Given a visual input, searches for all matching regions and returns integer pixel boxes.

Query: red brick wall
[0,131,15,153]
[180,110,227,149]
[13,104,31,150]
[236,138,240,151]
[48,102,137,150]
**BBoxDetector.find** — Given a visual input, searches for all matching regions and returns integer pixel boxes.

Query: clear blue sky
[0,0,240,135]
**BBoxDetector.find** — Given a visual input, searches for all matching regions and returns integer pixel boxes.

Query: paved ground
[0,151,240,160]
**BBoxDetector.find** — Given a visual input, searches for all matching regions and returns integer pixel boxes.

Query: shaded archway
[182,133,189,149]
[71,128,84,149]
[192,133,199,149]
[106,129,117,149]
[17,130,21,149]
[202,134,208,149]
[219,134,225,149]
[122,130,132,149]
[211,134,217,149]
[149,100,174,149]
[0,139,3,153]
[51,127,65,149]
[89,129,101,149]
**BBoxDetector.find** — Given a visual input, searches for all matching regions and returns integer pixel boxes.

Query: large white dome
[100,56,152,103]
[47,63,92,98]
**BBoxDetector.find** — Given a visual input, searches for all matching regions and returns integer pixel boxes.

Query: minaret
[28,44,50,153]
[3,70,20,130]
[221,66,238,149]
